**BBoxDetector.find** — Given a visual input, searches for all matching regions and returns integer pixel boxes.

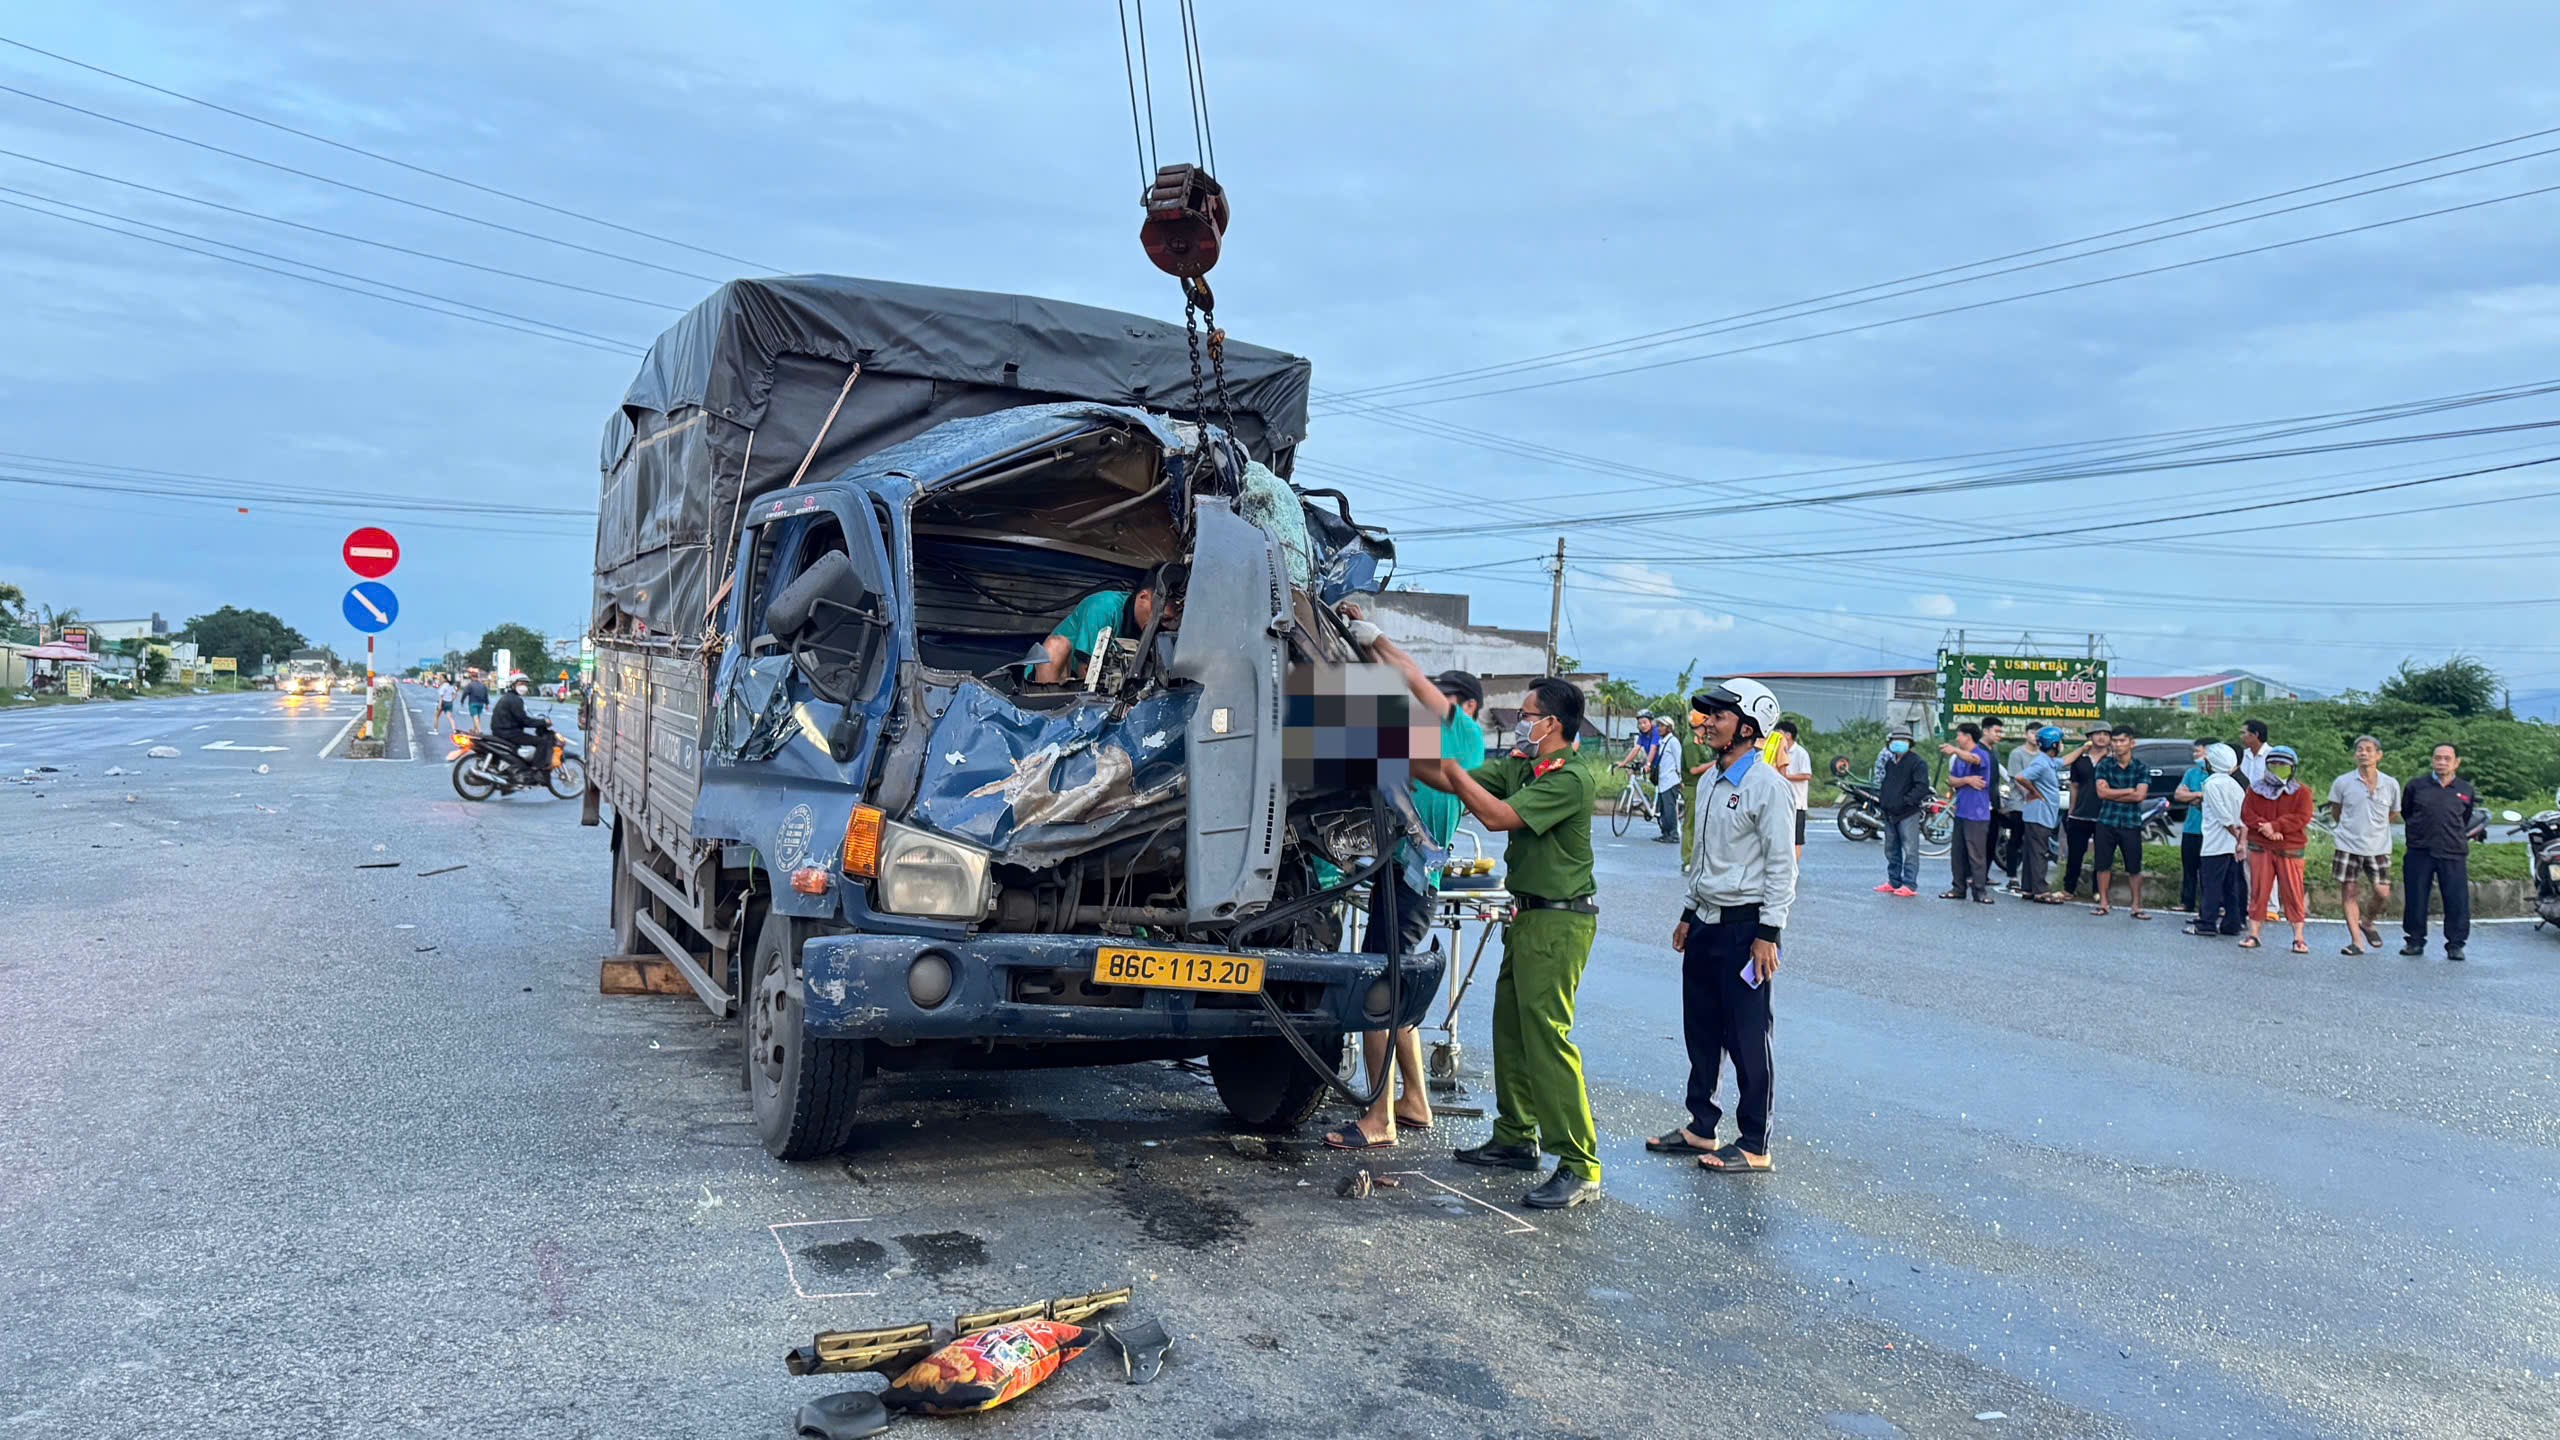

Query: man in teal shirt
[1027,563,1187,684]
[1325,608,1487,1152]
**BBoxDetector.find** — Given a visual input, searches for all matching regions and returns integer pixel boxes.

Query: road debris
[1337,1168,1375,1199]
[418,863,468,877]
[1975,1412,2008,1423]
[883,1320,1092,1415]
[790,1390,890,1440]
[1101,1315,1173,1384]
[1228,1134,1269,1160]
[255,764,270,774]
[145,746,180,759]
[103,766,131,777]
[355,860,401,870]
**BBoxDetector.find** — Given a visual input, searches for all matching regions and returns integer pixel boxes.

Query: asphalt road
[3,694,2553,1438]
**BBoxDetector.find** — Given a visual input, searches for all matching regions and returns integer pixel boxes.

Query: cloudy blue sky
[5,2,2558,708]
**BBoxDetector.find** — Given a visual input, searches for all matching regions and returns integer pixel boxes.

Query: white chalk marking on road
[768,1219,882,1301]
[319,713,362,760]
[1384,1170,1539,1236]
[204,740,289,753]
[192,724,210,731]
[129,737,160,746]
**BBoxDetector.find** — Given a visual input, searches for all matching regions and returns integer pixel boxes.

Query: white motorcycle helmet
[1690,678,1782,742]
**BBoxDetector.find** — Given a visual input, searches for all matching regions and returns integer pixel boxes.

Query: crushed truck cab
[586,278,1443,1159]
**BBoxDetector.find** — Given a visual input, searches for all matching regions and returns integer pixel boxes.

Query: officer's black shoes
[2447,946,2466,962]
[1522,1169,1602,1210]
[1452,1139,1541,1170]
[2399,941,2427,956]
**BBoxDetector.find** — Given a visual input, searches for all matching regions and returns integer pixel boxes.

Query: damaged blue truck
[585,276,1444,1158]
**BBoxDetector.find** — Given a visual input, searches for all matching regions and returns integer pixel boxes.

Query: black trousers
[1992,811,2024,878]
[2179,832,2204,911]
[1682,906,1774,1154]
[2062,816,2099,895]
[2195,852,2246,935]
[2020,821,2054,897]
[2402,849,2471,948]
[1952,817,1992,897]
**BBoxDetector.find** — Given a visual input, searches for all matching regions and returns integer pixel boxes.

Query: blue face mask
[1888,739,1910,755]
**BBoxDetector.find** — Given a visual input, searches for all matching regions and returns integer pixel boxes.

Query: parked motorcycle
[449,730,585,802]
[2508,792,2560,929]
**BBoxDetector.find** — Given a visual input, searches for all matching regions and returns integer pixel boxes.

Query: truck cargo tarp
[595,275,1313,645]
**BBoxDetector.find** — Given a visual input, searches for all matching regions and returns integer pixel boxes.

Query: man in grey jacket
[1645,679,1798,1176]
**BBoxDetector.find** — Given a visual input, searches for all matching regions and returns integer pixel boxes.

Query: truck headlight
[874,820,991,920]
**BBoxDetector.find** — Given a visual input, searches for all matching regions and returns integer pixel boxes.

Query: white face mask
[1513,715,1545,751]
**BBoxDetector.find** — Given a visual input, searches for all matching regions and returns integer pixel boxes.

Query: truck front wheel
[743,911,866,1160]
[1209,1032,1342,1133]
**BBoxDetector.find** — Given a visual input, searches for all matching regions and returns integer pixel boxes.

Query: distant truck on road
[279,650,335,697]
[582,276,1437,1159]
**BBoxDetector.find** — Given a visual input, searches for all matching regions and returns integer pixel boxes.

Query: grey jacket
[1681,750,1799,941]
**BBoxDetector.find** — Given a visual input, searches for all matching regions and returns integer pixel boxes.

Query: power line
[0,145,685,309]
[0,451,595,516]
[0,34,782,272]
[0,184,647,350]
[1396,417,2560,538]
[0,193,647,357]
[0,79,729,284]
[1329,180,2560,412]
[1321,126,2560,403]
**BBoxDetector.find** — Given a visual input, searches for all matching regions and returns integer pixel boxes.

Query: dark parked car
[2128,737,2202,823]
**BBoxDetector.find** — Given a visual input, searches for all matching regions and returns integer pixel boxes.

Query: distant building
[1701,669,1938,734]
[1369,590,1608,737]
[2111,671,2306,714]
[83,613,171,645]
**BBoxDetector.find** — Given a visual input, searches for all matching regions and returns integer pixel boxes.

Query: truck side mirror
[767,551,881,703]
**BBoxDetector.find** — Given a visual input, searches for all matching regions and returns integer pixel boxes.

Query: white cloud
[1913,593,1959,618]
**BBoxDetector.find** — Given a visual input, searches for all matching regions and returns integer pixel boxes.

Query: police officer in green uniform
[1415,676,1603,1210]
[1678,707,1715,870]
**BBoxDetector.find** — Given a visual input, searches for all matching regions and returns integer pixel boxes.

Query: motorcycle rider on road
[488,675,554,779]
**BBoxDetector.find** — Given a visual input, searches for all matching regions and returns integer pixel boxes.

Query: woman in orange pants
[2240,743,2314,953]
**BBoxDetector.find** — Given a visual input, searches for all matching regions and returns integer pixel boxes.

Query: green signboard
[1939,653,2108,731]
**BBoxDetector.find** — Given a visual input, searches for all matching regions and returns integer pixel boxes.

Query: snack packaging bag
[881,1320,1090,1415]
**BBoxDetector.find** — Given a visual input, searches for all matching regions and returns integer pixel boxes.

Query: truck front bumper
[796,932,1445,1044]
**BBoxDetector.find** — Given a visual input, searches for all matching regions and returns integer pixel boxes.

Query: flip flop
[2129,910,2151,921]
[2291,939,2310,954]
[1645,1128,1714,1154]
[1393,1113,1434,1133]
[1322,1124,1394,1151]
[2237,936,2263,949]
[2341,943,2366,956]
[2089,905,2111,917]
[1697,1143,1774,1175]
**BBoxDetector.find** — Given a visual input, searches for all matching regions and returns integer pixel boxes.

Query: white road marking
[203,741,289,753]
[767,1219,881,1301]
[319,714,362,760]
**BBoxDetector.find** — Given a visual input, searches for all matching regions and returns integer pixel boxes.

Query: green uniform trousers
[1489,907,1602,1180]
[1678,777,1701,868]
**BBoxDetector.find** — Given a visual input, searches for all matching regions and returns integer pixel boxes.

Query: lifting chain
[1181,274,1241,462]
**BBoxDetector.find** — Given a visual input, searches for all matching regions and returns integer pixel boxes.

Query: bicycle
[1608,757,1659,837]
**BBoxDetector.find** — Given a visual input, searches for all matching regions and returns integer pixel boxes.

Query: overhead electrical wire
[1321,125,2560,403]
[0,78,730,284]
[0,185,648,352]
[1326,180,2560,413]
[0,34,782,272]
[0,146,686,310]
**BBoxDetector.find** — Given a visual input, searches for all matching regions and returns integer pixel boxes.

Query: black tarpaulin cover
[593,274,1312,645]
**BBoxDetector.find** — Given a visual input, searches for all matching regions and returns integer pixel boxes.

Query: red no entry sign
[343,527,400,579]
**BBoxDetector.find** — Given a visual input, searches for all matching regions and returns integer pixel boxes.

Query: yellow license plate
[1092,946,1265,995]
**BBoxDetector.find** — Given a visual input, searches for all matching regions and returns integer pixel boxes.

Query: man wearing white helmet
[2188,742,2249,938]
[1648,678,1796,1177]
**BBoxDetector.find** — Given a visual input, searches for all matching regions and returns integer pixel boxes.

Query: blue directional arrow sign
[342,581,398,633]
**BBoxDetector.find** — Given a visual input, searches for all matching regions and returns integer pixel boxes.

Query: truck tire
[610,824,644,956]
[1209,1033,1341,1133]
[742,910,865,1160]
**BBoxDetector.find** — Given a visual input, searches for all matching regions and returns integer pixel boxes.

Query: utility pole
[1544,536,1566,675]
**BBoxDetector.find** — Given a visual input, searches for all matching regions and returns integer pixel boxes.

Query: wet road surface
[2,695,2552,1437]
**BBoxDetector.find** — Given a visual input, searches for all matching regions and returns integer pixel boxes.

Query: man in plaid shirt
[2088,726,2153,920]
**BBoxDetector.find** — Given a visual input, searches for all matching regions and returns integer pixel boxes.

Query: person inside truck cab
[1025,562,1189,685]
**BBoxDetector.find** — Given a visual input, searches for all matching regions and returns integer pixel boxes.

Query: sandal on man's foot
[1697,1143,1773,1175]
[1938,890,1964,900]
[2089,905,2111,917]
[1322,1124,1394,1151]
[2129,910,2151,921]
[1645,1128,1714,1154]
[2291,938,2310,954]
[2341,943,2366,956]
[2237,935,2263,949]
